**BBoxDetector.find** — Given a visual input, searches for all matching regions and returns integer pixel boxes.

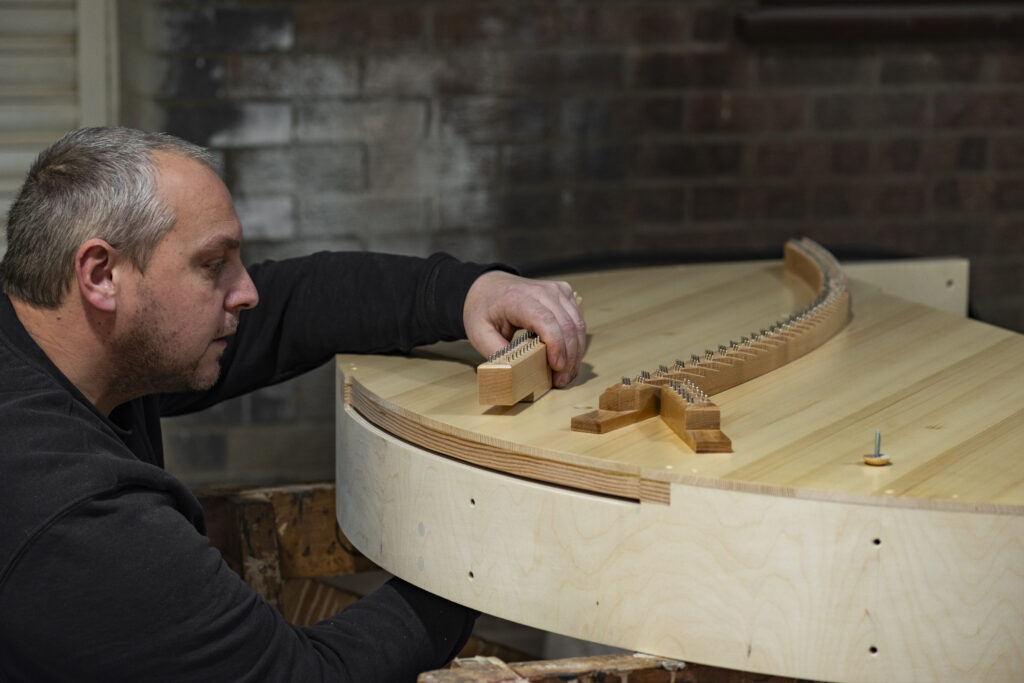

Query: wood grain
[337,410,1024,683]
[337,259,1024,513]
[335,257,1024,681]
[476,332,552,406]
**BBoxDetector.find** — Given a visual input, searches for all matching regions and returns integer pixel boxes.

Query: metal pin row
[610,245,847,397]
[667,378,708,405]
[487,331,539,363]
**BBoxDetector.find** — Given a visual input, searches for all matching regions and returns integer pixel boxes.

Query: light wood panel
[844,258,969,317]
[337,260,1024,513]
[570,239,851,452]
[335,258,1024,681]
[336,411,1024,683]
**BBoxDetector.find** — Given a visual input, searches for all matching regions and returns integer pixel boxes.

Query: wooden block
[513,654,683,682]
[231,492,284,611]
[570,409,633,434]
[195,483,377,615]
[478,333,553,406]
[687,429,733,453]
[571,382,661,434]
[418,657,520,683]
[598,382,660,414]
[659,386,732,453]
[259,485,377,579]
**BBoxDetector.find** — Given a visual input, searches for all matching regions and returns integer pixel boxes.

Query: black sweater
[0,251,493,682]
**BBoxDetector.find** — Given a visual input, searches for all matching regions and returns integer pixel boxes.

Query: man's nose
[226,267,259,312]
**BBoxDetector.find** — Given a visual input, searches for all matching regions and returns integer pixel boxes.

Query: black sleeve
[0,489,476,682]
[160,251,506,416]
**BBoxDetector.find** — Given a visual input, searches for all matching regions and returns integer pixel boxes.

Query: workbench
[334,253,1023,682]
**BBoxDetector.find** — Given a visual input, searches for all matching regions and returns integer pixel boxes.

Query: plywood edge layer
[343,371,1024,517]
[636,468,1024,518]
[345,378,637,477]
[345,378,669,504]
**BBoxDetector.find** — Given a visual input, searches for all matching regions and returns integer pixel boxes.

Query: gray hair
[1,126,218,308]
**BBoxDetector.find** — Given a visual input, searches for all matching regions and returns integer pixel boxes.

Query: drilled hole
[469,498,476,507]
[468,571,475,580]
[869,646,878,655]
[873,538,881,546]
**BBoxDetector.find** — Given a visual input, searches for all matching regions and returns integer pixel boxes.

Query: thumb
[467,320,514,360]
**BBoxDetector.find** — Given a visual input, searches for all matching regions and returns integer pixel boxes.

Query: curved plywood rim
[336,407,1024,683]
[346,380,661,503]
[336,249,1024,682]
[344,376,1024,517]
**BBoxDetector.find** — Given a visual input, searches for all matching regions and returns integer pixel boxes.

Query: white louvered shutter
[0,0,117,252]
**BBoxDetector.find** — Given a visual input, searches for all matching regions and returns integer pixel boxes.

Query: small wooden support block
[659,385,732,453]
[477,332,552,406]
[569,382,659,433]
[477,293,582,407]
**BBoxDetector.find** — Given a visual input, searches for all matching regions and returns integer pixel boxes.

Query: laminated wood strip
[348,379,671,503]
[570,238,851,451]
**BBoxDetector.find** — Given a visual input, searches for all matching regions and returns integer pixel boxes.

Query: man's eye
[205,260,226,276]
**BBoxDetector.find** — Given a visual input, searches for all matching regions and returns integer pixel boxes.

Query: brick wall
[117,1,1024,485]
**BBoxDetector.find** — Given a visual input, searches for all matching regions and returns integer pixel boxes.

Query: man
[0,127,585,681]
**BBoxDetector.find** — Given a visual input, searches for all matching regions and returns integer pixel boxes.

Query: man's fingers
[560,286,586,367]
[536,283,585,387]
[463,271,587,389]
[474,326,513,360]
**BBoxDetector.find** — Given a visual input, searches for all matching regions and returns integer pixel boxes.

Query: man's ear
[76,239,120,313]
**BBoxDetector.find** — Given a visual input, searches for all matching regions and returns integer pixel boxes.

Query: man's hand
[463,271,586,388]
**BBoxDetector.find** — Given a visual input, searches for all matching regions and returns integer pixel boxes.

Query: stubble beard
[109,298,226,400]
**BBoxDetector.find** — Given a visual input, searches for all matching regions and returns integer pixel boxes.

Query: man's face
[111,152,259,396]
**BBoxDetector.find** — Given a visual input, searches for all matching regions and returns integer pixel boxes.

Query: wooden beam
[419,653,808,683]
